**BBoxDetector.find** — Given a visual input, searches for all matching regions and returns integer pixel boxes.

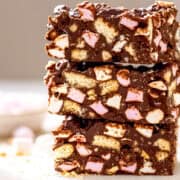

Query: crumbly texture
[45,1,180,64]
[53,119,177,175]
[173,71,180,106]
[45,61,179,124]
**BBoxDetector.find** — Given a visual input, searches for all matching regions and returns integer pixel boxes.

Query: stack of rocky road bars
[44,1,180,175]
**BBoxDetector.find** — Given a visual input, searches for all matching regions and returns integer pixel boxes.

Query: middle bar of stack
[45,61,179,124]
[44,1,180,176]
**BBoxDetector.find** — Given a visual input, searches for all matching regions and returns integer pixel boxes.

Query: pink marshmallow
[58,161,78,171]
[68,134,87,143]
[117,77,130,87]
[125,88,143,102]
[67,88,86,104]
[90,101,108,115]
[120,161,137,173]
[85,161,104,173]
[125,106,143,121]
[154,30,162,47]
[82,30,99,48]
[78,7,94,21]
[159,40,167,53]
[120,17,138,30]
[76,143,92,156]
[117,70,130,87]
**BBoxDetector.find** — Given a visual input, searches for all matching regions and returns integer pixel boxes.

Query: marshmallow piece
[67,88,86,103]
[146,109,164,124]
[125,106,143,121]
[120,17,138,30]
[76,143,92,157]
[126,88,144,102]
[90,101,108,115]
[85,161,104,173]
[82,30,99,48]
[135,125,153,138]
[106,94,121,110]
[78,2,95,21]
[140,161,156,174]
[58,161,79,172]
[54,34,69,49]
[116,69,130,87]
[119,161,137,173]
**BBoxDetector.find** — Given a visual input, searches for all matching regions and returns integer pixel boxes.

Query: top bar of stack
[46,1,180,64]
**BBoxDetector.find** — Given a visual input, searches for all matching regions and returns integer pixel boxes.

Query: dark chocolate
[53,119,177,175]
[45,61,179,124]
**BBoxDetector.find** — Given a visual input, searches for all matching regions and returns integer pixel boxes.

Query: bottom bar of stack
[53,118,177,176]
